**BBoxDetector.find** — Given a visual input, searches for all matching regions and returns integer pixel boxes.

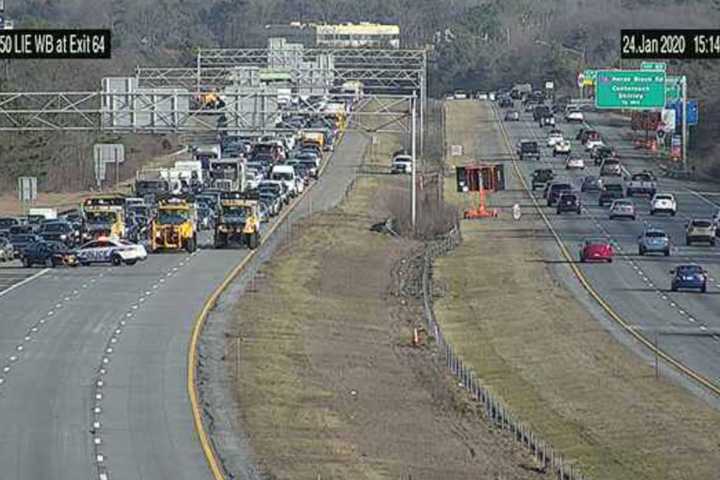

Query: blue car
[670,264,707,293]
[638,228,670,256]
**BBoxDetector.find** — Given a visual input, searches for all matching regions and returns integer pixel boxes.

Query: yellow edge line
[491,103,720,397]
[187,130,347,480]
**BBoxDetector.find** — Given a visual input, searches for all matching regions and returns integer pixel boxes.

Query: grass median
[225,125,554,479]
[433,100,720,479]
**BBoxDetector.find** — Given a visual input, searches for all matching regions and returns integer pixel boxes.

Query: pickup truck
[626,171,657,197]
[531,169,555,191]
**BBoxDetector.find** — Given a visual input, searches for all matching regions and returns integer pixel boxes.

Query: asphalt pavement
[500,104,720,392]
[0,131,365,480]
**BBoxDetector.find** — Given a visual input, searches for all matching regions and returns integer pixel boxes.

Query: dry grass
[433,100,720,479]
[225,128,552,480]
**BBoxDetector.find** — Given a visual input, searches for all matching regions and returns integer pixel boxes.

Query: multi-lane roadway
[499,103,720,394]
[0,131,366,480]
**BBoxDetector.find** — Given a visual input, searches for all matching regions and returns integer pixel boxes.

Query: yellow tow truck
[150,194,197,253]
[214,191,261,249]
[81,194,127,241]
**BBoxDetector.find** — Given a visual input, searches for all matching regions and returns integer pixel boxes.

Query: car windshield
[42,223,69,232]
[11,234,34,242]
[692,220,712,228]
[614,201,632,206]
[223,206,250,217]
[655,195,673,200]
[158,210,189,225]
[677,265,702,274]
[586,239,607,247]
[645,231,667,238]
[86,212,117,224]
[584,176,597,183]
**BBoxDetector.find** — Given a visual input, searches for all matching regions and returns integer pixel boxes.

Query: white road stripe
[0,269,50,298]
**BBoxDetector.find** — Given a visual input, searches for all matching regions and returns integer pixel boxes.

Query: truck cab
[150,195,197,253]
[214,191,261,249]
[81,195,127,240]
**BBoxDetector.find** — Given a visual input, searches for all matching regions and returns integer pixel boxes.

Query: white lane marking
[0,269,50,298]
[683,186,719,207]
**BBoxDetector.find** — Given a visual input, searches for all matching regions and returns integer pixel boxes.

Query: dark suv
[39,221,78,246]
[599,183,625,207]
[547,183,574,206]
[557,192,582,214]
[531,169,555,191]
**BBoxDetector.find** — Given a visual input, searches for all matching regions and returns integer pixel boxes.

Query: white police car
[76,237,148,266]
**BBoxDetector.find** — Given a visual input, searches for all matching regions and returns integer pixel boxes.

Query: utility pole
[681,75,688,172]
[411,91,417,231]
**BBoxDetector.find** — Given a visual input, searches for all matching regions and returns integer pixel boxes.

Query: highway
[498,104,720,392]
[0,131,364,480]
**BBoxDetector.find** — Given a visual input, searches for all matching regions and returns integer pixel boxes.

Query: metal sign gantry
[0,90,414,136]
[134,44,427,150]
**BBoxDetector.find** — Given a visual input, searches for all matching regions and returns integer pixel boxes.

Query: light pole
[411,91,417,231]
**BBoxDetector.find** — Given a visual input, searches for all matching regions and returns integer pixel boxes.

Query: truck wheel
[701,284,707,293]
[111,254,123,266]
[45,257,55,268]
[686,238,691,246]
[664,249,670,257]
[217,231,228,249]
[248,232,259,250]
[185,235,197,253]
[650,210,655,216]
[22,257,32,268]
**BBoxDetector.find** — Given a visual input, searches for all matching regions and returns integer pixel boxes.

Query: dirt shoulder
[434,100,720,479]
[224,132,550,479]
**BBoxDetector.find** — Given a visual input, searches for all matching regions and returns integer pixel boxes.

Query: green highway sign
[595,70,666,109]
[665,83,680,101]
[665,75,683,102]
[641,62,666,71]
[583,69,597,80]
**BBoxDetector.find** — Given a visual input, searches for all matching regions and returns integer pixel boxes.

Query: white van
[270,165,298,197]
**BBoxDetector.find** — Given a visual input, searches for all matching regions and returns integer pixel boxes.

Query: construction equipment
[214,191,261,250]
[81,194,127,240]
[456,164,505,219]
[150,193,197,253]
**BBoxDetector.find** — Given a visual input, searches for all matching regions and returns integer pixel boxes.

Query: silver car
[609,199,636,220]
[638,229,670,256]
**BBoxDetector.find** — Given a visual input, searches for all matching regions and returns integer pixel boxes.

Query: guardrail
[420,210,587,478]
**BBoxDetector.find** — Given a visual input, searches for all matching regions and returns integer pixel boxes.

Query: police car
[75,237,148,266]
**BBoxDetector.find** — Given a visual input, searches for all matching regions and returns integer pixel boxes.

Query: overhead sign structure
[17,176,37,204]
[641,62,666,71]
[595,70,666,109]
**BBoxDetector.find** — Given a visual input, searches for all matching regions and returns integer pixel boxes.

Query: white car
[566,157,585,170]
[553,140,572,156]
[566,110,584,122]
[76,238,148,266]
[546,132,564,147]
[650,193,677,216]
[585,139,605,151]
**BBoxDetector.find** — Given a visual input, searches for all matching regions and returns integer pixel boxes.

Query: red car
[579,238,614,263]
